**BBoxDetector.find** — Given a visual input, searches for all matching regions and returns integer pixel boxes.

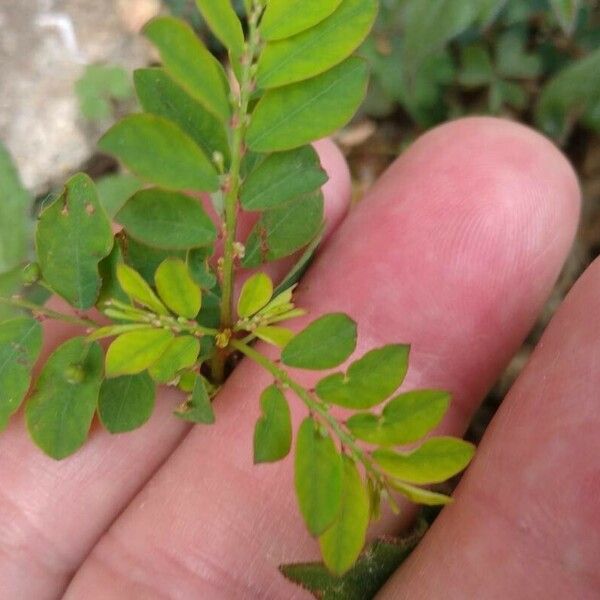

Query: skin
[0,117,595,599]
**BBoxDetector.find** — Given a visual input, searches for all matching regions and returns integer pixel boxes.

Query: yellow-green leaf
[254,385,292,463]
[195,0,245,55]
[105,329,174,377]
[389,480,453,506]
[148,335,200,383]
[237,272,273,318]
[254,326,295,348]
[117,263,168,315]
[155,258,202,319]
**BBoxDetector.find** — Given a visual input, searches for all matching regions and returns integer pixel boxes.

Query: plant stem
[0,296,100,328]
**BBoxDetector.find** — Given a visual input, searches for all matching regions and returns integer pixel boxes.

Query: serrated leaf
[187,247,217,290]
[99,114,219,192]
[237,272,273,318]
[388,480,452,506]
[346,390,450,446]
[117,188,217,251]
[98,372,156,433]
[247,58,369,152]
[148,335,200,383]
[175,374,215,423]
[195,0,244,55]
[295,417,343,536]
[143,16,231,122]
[0,318,43,431]
[240,146,328,211]
[373,437,475,485]
[36,173,113,309]
[26,338,103,459]
[254,326,295,348]
[253,384,292,463]
[316,345,410,409]
[96,174,143,219]
[260,0,343,41]
[282,313,357,370]
[257,0,377,89]
[550,0,581,35]
[319,457,370,576]
[116,263,168,315]
[105,329,174,377]
[242,191,324,267]
[134,68,229,164]
[155,258,202,319]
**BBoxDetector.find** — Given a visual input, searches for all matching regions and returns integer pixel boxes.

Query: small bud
[22,263,41,285]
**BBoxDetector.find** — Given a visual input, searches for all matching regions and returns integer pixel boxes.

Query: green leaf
[282,313,357,370]
[319,457,370,576]
[75,65,133,121]
[458,45,495,88]
[373,437,475,484]
[187,247,217,290]
[175,374,215,423]
[134,68,229,165]
[195,0,244,55]
[260,0,343,41]
[247,58,369,152]
[26,338,103,459]
[316,345,410,409]
[88,323,153,341]
[116,188,217,251]
[388,480,452,506]
[148,335,200,383]
[242,191,324,267]
[240,146,328,211]
[237,272,273,318]
[550,0,581,35]
[257,0,377,89]
[97,244,128,305]
[123,238,186,286]
[295,417,343,536]
[116,263,168,315]
[346,390,451,446]
[96,174,143,219]
[155,258,202,319]
[0,318,43,431]
[99,114,219,192]
[98,372,156,433]
[0,141,31,275]
[253,384,292,463]
[254,326,295,348]
[105,329,174,377]
[143,16,231,122]
[36,173,113,310]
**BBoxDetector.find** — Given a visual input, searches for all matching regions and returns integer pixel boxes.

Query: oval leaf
[373,437,476,485]
[257,0,377,89]
[155,258,202,319]
[116,263,168,315]
[175,375,215,424]
[247,58,369,152]
[117,188,217,251]
[99,114,219,192]
[254,385,292,464]
[98,372,156,434]
[148,335,200,383]
[295,417,343,536]
[254,326,295,348]
[26,338,103,459]
[237,272,274,318]
[195,0,245,55]
[36,173,113,309]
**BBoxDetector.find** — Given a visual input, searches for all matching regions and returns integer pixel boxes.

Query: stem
[0,297,100,328]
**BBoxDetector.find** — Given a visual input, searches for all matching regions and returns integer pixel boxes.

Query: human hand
[1,117,592,599]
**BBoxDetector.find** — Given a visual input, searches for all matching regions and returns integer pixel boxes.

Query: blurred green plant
[75,65,134,121]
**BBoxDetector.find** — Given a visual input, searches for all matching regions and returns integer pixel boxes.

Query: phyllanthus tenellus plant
[0,0,474,575]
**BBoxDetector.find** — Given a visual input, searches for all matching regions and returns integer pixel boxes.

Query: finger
[66,117,580,599]
[0,143,351,599]
[380,256,600,599]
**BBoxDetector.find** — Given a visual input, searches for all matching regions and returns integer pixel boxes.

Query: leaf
[134,68,229,164]
[148,335,200,383]
[143,16,231,122]
[195,0,244,55]
[257,0,377,89]
[282,313,357,370]
[105,329,174,377]
[26,338,103,459]
[155,258,202,319]
[550,0,581,35]
[319,457,370,576]
[254,326,295,348]
[99,114,219,192]
[346,390,451,446]
[253,384,292,463]
[295,417,343,536]
[88,323,153,341]
[0,141,31,275]
[458,45,495,88]
[116,263,168,315]
[242,191,324,267]
[75,65,133,121]
[237,272,273,318]
[116,188,217,251]
[97,244,129,305]
[123,238,185,285]
[96,174,143,219]
[98,372,156,433]
[187,247,217,290]
[36,173,114,309]
[373,437,475,484]
[0,318,43,431]
[240,146,328,211]
[175,374,215,423]
[316,345,410,409]
[247,58,369,152]
[388,480,452,506]
[260,0,343,41]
